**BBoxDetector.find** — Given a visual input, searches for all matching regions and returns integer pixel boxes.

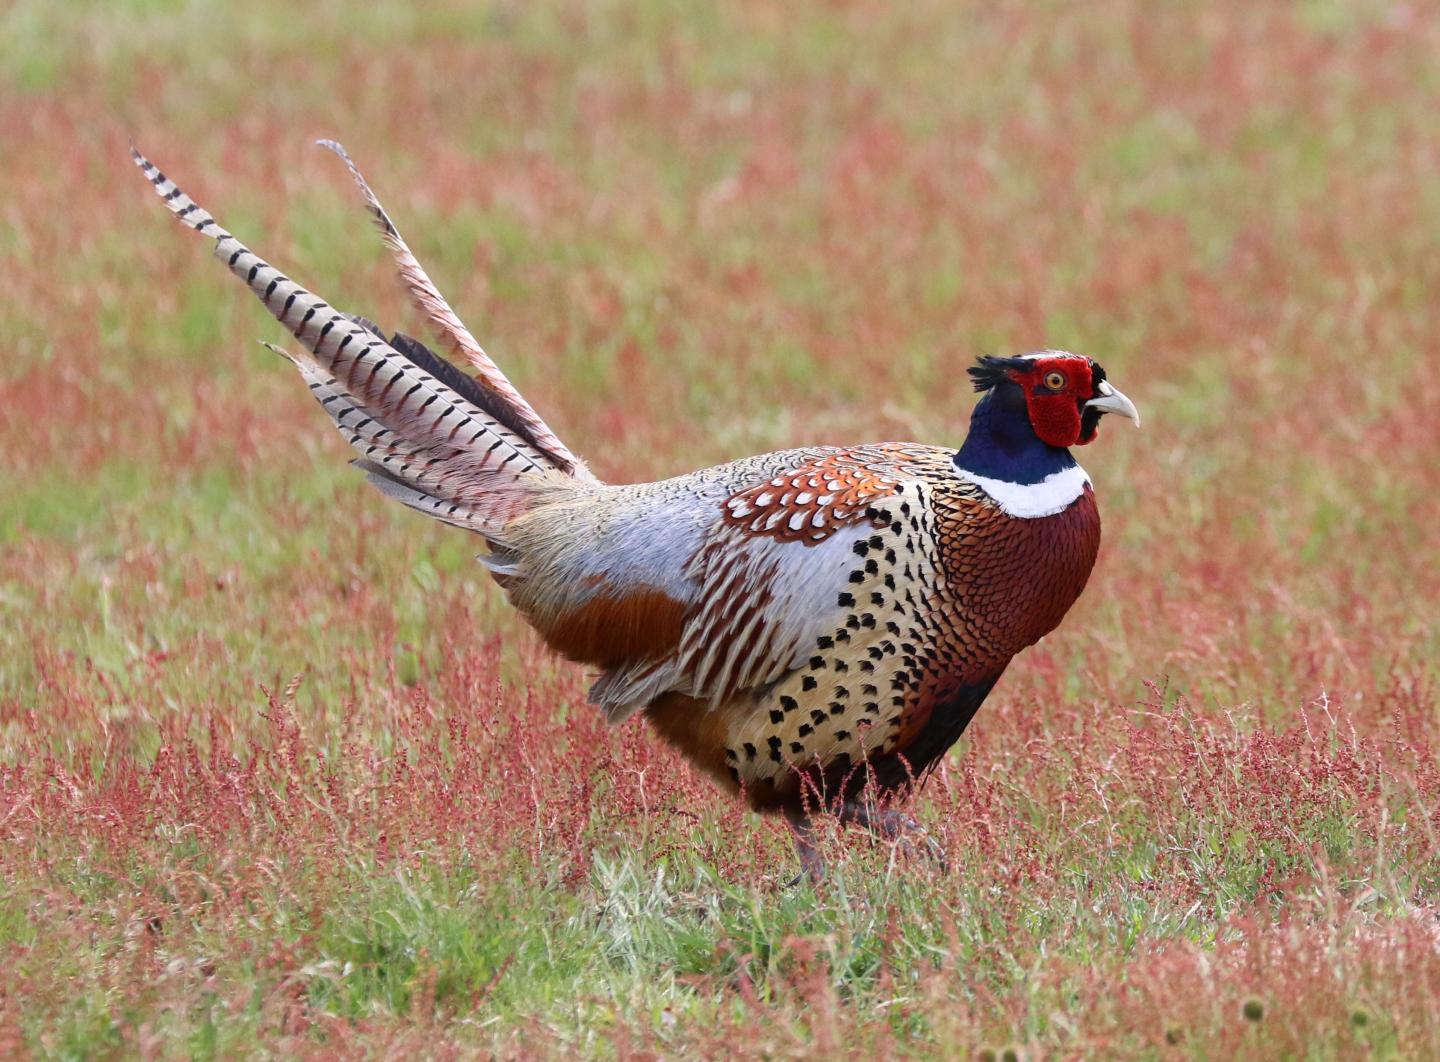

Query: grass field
[4,0,1440,1056]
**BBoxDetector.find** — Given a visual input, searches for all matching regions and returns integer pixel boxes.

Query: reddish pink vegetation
[5,642,703,890]
[4,615,1440,1050]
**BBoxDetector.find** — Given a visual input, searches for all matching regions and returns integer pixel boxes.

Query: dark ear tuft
[968,355,1032,393]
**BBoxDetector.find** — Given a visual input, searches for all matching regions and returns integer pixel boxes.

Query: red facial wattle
[1009,357,1096,448]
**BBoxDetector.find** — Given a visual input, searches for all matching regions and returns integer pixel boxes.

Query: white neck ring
[952,463,1091,518]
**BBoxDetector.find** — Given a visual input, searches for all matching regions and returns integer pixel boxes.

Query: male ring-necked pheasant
[134,143,1139,877]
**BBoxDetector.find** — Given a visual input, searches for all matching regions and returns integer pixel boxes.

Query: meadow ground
[3,0,1440,1056]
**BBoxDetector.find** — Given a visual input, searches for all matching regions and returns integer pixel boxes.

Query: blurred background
[3,0,1440,1055]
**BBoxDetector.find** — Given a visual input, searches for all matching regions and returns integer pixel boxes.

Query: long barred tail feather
[132,141,231,241]
[259,340,497,534]
[133,144,580,534]
[315,139,593,482]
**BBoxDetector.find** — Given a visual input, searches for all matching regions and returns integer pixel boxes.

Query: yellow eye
[1043,371,1066,391]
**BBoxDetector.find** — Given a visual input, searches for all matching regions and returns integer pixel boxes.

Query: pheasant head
[967,351,1140,449]
[952,351,1139,516]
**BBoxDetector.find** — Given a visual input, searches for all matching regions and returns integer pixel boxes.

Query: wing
[676,449,915,697]
[586,445,954,721]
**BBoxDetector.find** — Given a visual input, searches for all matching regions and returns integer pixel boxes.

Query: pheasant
[133,143,1139,878]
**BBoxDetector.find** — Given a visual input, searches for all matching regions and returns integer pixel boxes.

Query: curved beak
[1085,380,1141,428]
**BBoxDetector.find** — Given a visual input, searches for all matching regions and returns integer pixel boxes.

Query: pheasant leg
[784,810,828,886]
[839,803,950,872]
